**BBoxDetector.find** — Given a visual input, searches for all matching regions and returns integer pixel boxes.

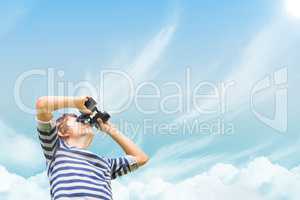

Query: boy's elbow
[35,96,48,110]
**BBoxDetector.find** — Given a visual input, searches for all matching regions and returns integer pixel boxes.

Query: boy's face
[58,115,95,146]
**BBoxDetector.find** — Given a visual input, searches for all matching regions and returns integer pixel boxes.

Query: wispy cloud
[139,137,224,180]
[127,25,176,82]
[175,19,293,123]
[82,23,177,109]
[268,139,300,162]
[0,1,35,39]
[150,137,213,164]
[81,21,178,146]
[228,142,273,162]
[134,138,272,181]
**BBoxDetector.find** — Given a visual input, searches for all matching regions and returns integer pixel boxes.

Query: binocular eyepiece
[76,97,110,129]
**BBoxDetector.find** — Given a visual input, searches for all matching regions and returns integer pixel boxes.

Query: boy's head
[56,113,95,147]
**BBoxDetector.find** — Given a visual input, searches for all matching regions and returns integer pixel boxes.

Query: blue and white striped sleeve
[107,155,139,179]
[36,118,59,163]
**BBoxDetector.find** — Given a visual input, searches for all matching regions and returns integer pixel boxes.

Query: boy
[36,96,149,200]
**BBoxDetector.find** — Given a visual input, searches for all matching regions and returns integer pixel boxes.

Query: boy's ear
[58,130,70,139]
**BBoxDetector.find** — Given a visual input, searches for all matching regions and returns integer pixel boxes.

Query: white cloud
[0,165,49,200]
[112,157,300,200]
[1,157,299,200]
[0,119,44,170]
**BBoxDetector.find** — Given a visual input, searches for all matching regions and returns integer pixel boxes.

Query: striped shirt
[37,119,139,200]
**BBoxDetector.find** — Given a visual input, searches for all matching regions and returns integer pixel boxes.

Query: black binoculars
[76,97,110,128]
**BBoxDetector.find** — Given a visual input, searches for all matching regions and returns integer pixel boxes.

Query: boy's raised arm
[97,119,149,167]
[35,96,91,122]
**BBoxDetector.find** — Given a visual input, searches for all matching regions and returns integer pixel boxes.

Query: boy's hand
[75,96,92,114]
[97,118,115,134]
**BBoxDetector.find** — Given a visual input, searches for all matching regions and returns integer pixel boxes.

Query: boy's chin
[87,131,95,136]
[86,132,95,138]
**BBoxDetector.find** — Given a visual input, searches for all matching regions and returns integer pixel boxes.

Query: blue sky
[0,0,300,199]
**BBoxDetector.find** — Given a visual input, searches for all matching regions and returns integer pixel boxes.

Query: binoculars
[76,97,110,129]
